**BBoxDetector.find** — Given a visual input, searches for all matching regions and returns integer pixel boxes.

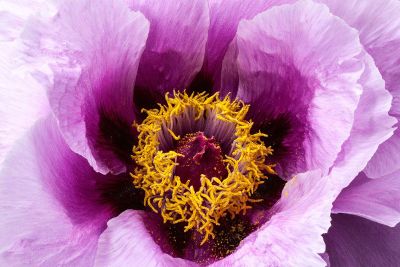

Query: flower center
[131,92,275,244]
[175,132,227,190]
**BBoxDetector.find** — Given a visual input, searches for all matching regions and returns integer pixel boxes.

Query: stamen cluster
[131,92,274,244]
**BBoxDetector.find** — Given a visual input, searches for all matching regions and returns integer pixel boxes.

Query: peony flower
[1,0,399,266]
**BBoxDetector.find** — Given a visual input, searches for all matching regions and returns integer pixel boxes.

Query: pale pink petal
[0,0,44,41]
[304,2,397,227]
[94,210,194,267]
[327,53,395,192]
[0,47,49,164]
[322,54,395,226]
[318,0,400,96]
[318,0,400,179]
[0,10,50,164]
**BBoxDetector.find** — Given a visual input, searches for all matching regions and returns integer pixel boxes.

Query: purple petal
[324,214,400,266]
[127,0,209,107]
[318,0,400,179]
[0,115,114,266]
[24,0,150,174]
[221,0,365,177]
[94,210,194,266]
[212,170,333,266]
[333,171,400,227]
[364,130,400,178]
[204,0,296,90]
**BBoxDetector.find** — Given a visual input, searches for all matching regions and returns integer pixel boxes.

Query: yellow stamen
[167,128,181,140]
[131,91,274,244]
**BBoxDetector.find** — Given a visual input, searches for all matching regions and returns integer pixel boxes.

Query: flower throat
[131,92,275,245]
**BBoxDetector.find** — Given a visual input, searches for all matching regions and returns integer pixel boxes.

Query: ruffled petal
[0,115,114,266]
[317,0,400,179]
[318,0,400,95]
[333,171,400,227]
[24,0,150,174]
[94,210,193,267]
[212,170,333,266]
[327,53,395,192]
[0,9,50,164]
[221,0,365,177]
[127,0,209,108]
[320,52,395,227]
[324,214,400,266]
[204,0,296,90]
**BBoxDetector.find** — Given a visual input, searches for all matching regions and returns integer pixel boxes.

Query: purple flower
[1,0,399,266]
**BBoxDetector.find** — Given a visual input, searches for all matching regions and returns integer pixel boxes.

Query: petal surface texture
[0,43,49,164]
[0,116,114,266]
[324,214,400,267]
[25,0,150,174]
[0,0,45,41]
[0,1,50,163]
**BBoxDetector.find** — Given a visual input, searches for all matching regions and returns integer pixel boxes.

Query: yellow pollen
[131,91,275,245]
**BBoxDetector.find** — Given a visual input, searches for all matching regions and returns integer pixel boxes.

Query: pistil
[175,132,227,190]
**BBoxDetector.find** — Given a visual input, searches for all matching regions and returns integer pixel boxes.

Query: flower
[0,0,399,266]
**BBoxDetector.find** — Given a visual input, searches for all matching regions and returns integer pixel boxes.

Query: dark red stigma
[174,132,227,190]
